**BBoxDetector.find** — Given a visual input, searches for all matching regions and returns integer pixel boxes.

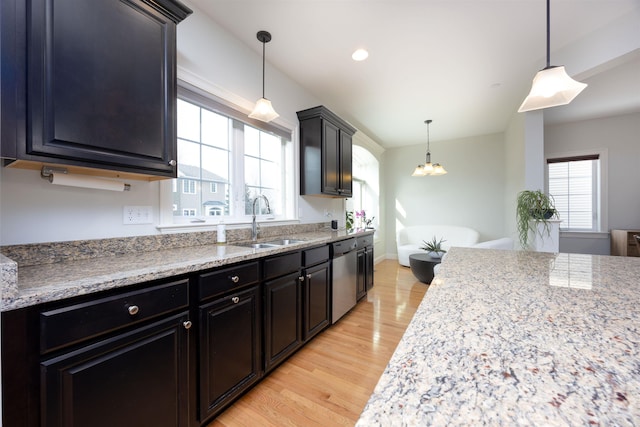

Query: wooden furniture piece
[297,106,356,197]
[197,261,262,422]
[1,0,191,178]
[39,279,191,427]
[610,229,640,256]
[409,253,441,284]
[357,234,375,300]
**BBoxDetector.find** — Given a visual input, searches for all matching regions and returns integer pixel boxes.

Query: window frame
[545,148,608,235]
[158,80,297,230]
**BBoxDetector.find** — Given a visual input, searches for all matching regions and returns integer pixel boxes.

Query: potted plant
[420,236,447,259]
[345,211,354,232]
[516,190,558,249]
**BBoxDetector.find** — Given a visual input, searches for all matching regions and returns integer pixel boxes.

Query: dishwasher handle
[332,238,358,257]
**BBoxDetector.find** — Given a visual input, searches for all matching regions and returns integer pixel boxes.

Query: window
[547,154,601,231]
[346,145,379,229]
[170,83,294,224]
[182,180,196,194]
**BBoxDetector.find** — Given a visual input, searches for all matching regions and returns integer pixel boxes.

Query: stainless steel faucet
[251,195,271,241]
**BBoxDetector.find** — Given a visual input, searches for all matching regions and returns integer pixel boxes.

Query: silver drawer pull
[299,276,304,282]
[306,274,312,279]
[168,159,177,166]
[183,320,192,330]
[230,275,240,283]
[127,305,139,316]
[232,297,240,304]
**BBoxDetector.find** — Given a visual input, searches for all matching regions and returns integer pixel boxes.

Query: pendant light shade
[412,120,447,177]
[519,0,586,113]
[518,66,587,112]
[249,31,279,122]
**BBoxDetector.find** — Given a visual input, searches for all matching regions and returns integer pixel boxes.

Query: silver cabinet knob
[230,275,240,283]
[128,305,139,316]
[183,320,192,330]
[306,273,312,279]
[168,159,177,166]
[232,296,240,304]
[299,276,305,282]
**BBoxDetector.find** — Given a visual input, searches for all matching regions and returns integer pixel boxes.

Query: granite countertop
[358,247,640,426]
[1,229,372,312]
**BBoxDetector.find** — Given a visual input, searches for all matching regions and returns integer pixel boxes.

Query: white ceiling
[187,0,640,148]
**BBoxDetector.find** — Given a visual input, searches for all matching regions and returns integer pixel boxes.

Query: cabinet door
[303,261,330,341]
[366,247,375,291]
[321,120,340,195]
[356,249,367,300]
[17,0,184,176]
[339,131,353,196]
[199,285,261,422]
[41,312,190,427]
[264,272,302,372]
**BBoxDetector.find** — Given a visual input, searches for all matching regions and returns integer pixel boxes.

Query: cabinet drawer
[199,261,260,301]
[303,245,330,267]
[40,279,188,354]
[357,234,374,248]
[263,252,301,280]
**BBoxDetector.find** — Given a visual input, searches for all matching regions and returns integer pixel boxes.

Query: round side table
[409,253,441,284]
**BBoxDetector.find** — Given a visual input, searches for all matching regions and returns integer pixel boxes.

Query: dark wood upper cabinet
[0,0,191,178]
[298,106,356,197]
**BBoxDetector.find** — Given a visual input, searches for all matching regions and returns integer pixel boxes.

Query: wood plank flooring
[207,259,428,427]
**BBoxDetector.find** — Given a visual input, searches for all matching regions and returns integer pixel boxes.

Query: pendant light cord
[261,40,266,98]
[545,0,550,68]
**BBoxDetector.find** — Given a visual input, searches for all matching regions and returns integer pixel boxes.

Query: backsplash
[1,222,329,267]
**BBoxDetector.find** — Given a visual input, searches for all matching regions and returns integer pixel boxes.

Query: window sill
[559,231,610,239]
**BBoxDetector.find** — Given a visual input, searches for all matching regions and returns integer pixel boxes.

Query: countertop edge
[1,230,374,312]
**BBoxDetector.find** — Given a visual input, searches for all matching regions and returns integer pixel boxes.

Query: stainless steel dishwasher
[331,238,358,323]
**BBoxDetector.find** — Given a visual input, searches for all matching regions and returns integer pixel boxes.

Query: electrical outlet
[123,206,153,225]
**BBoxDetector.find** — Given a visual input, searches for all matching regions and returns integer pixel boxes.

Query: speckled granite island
[358,247,640,426]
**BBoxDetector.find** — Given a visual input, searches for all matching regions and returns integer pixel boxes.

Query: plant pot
[427,251,445,259]
[531,209,556,220]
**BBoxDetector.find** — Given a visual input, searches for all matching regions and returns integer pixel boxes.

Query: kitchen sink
[235,242,281,249]
[264,239,305,246]
[234,239,305,249]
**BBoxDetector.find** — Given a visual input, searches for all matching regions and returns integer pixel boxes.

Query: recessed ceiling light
[352,49,369,61]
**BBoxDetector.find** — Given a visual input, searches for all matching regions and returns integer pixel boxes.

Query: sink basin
[235,242,280,249]
[264,239,305,246]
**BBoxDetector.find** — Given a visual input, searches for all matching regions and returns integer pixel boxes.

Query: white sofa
[396,225,480,267]
[433,237,514,274]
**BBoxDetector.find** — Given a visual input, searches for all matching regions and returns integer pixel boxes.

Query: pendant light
[249,30,279,122]
[518,0,587,113]
[412,120,447,176]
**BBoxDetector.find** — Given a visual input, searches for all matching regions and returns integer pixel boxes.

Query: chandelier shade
[518,0,586,113]
[249,31,279,122]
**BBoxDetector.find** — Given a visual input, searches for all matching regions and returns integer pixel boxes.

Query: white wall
[383,133,506,257]
[545,112,640,255]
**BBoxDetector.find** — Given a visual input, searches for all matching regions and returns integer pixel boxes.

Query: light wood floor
[207,259,428,427]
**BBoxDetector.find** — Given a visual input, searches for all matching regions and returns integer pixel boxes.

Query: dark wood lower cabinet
[198,285,261,422]
[366,246,375,291]
[2,242,357,426]
[264,272,303,373]
[40,312,190,427]
[303,261,330,341]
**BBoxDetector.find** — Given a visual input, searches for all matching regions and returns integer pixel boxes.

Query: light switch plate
[123,206,153,224]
